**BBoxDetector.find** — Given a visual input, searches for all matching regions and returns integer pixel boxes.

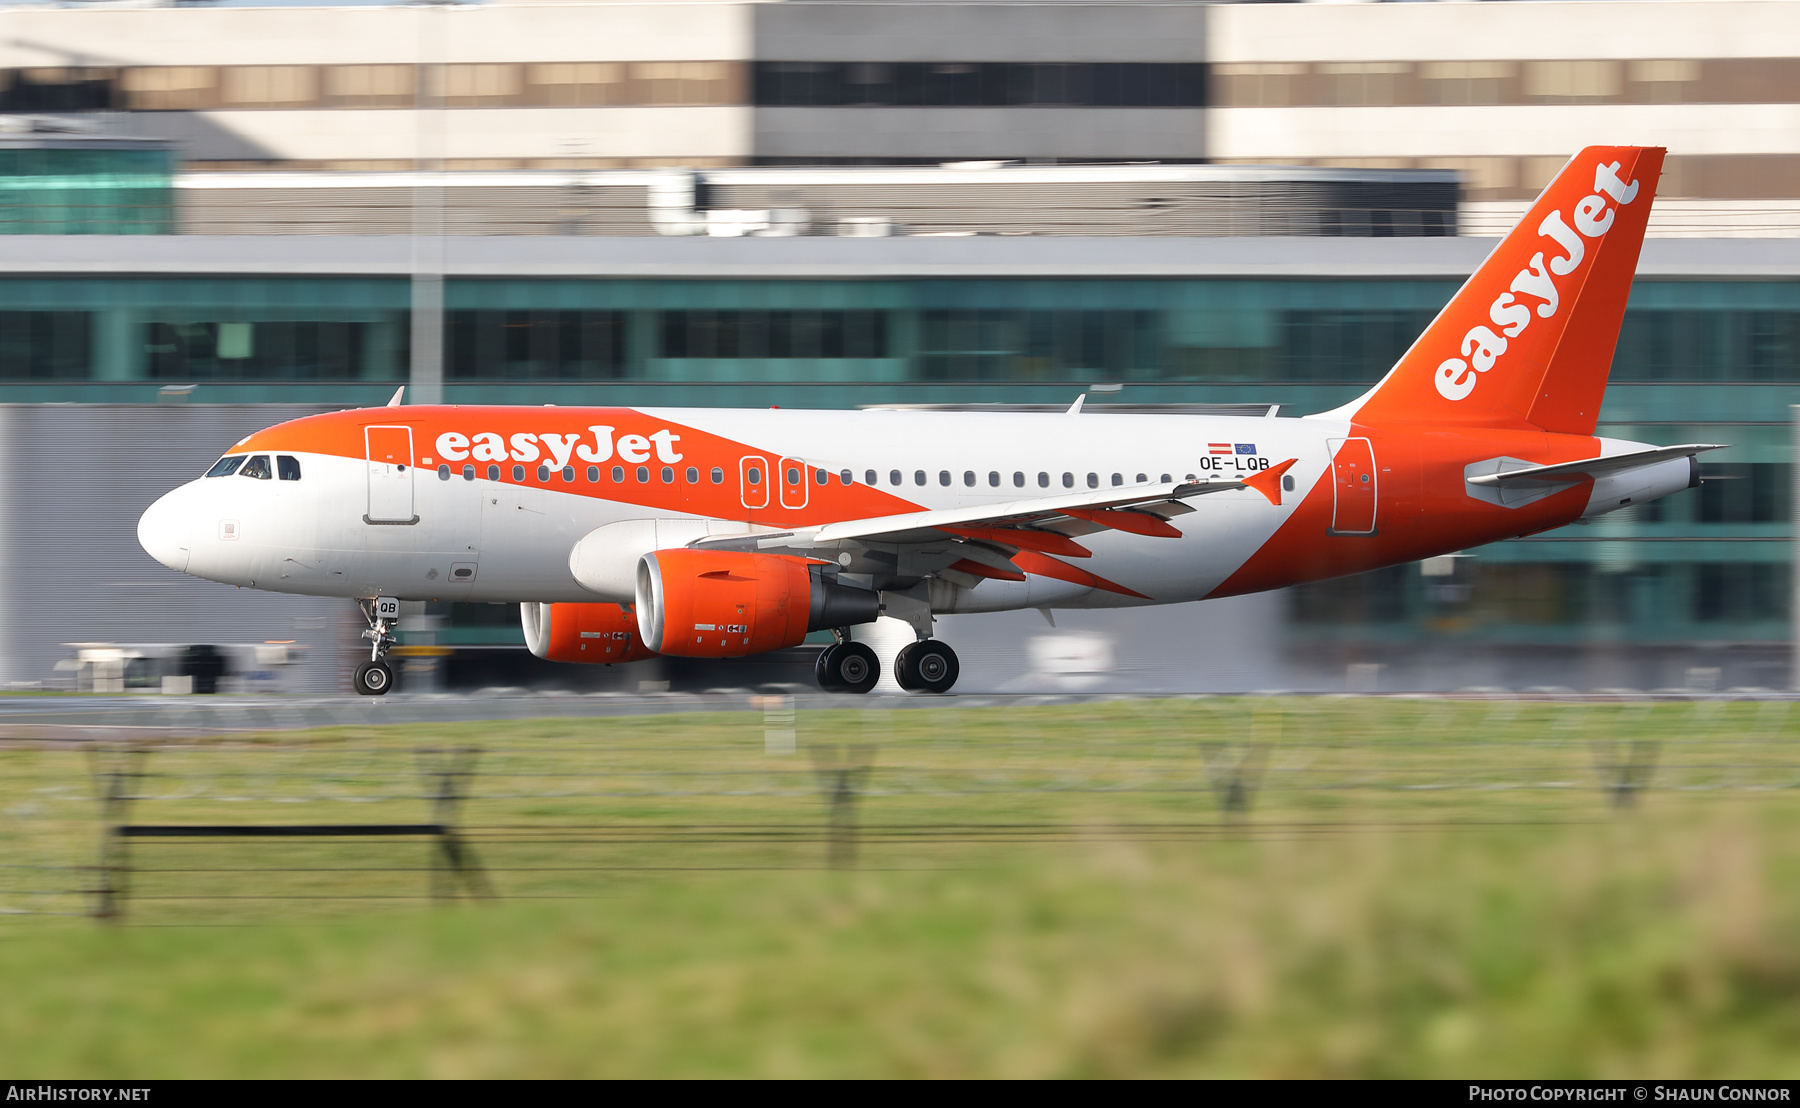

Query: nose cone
[138,489,192,574]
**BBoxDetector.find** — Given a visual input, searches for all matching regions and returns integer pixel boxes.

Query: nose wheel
[354,659,395,696]
[895,640,959,694]
[355,598,398,696]
[815,641,880,694]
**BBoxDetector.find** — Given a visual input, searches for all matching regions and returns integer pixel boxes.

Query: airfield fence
[0,694,1796,923]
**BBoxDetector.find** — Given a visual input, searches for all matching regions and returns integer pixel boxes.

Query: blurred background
[0,0,1795,696]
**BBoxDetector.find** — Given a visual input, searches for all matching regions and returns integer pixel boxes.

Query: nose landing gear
[355,598,398,696]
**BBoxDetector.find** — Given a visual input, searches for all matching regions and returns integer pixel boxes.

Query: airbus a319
[137,146,1716,696]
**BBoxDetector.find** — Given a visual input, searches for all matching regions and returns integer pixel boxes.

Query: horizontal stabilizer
[1466,443,1725,487]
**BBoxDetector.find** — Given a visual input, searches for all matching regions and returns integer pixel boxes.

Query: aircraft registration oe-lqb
[138,145,1721,696]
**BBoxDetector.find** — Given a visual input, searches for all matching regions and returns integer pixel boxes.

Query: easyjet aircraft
[139,145,1716,696]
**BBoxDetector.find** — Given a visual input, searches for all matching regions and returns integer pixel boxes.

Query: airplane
[137,145,1719,696]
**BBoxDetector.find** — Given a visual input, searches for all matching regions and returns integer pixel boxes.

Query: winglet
[1066,393,1086,415]
[1243,458,1297,506]
[387,386,405,408]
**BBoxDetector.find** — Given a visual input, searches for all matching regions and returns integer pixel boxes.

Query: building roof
[0,233,1793,279]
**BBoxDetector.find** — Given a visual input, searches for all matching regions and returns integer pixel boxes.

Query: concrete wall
[0,406,358,693]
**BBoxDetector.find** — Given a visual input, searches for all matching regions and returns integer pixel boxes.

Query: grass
[1,697,1798,1077]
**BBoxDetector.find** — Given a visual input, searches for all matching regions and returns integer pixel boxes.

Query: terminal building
[0,0,1795,693]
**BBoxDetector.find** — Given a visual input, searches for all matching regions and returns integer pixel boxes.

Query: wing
[691,462,1296,599]
[1466,443,1726,487]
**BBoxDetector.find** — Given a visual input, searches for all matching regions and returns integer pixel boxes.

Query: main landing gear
[815,640,880,694]
[355,598,397,696]
[895,639,959,694]
[814,634,960,695]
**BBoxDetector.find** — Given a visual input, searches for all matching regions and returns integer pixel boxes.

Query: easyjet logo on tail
[1435,161,1641,402]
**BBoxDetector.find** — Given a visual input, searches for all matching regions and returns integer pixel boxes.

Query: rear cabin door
[365,425,417,523]
[1328,437,1377,535]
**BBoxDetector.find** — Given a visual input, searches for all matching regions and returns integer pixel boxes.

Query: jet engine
[520,601,658,664]
[635,549,880,658]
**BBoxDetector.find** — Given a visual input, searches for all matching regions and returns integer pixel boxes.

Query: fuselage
[136,403,1677,612]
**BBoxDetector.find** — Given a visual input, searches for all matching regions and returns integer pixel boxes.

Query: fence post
[417,745,492,901]
[808,743,874,869]
[87,745,146,921]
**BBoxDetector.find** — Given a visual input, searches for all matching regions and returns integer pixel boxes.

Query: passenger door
[1327,437,1377,535]
[365,425,417,524]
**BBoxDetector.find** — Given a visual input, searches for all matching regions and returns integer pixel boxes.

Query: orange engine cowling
[520,602,658,664]
[635,549,880,658]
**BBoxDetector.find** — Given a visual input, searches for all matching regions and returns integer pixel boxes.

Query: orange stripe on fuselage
[235,405,923,530]
[1206,425,1600,599]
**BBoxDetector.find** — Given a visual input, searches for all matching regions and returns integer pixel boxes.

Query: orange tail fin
[1329,146,1663,436]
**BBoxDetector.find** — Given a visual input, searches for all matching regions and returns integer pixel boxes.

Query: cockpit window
[239,455,273,480]
[205,455,246,478]
[277,455,301,481]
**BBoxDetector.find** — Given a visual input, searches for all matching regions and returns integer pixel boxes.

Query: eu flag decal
[1235,443,1257,455]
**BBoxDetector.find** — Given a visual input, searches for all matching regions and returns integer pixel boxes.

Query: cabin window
[239,455,273,480]
[1136,473,1147,483]
[815,469,828,486]
[711,467,724,484]
[914,470,926,486]
[205,455,246,478]
[889,470,902,486]
[438,464,451,481]
[512,465,525,481]
[1086,473,1098,488]
[989,471,1000,487]
[963,471,975,487]
[865,470,877,485]
[562,467,575,482]
[637,466,650,483]
[939,471,951,487]
[840,469,853,485]
[687,467,699,484]
[745,466,761,486]
[1063,473,1074,488]
[1111,473,1123,486]
[613,466,625,482]
[1013,472,1025,488]
[1185,473,1197,481]
[487,465,500,481]
[1037,472,1049,488]
[587,466,599,483]
[463,464,476,481]
[662,467,674,483]
[1282,474,1295,492]
[787,466,802,486]
[278,455,302,481]
[1161,473,1172,483]
[536,465,550,481]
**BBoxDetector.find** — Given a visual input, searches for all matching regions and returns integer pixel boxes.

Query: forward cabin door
[1327,437,1377,535]
[365,425,417,523]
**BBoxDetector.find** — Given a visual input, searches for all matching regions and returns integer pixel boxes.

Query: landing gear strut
[355,599,397,697]
[815,637,880,694]
[895,639,959,694]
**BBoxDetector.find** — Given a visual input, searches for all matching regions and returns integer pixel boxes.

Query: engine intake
[635,549,880,658]
[521,602,658,665]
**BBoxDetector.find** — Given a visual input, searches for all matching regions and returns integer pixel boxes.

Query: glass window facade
[753,62,1209,108]
[0,144,175,235]
[6,276,1790,388]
